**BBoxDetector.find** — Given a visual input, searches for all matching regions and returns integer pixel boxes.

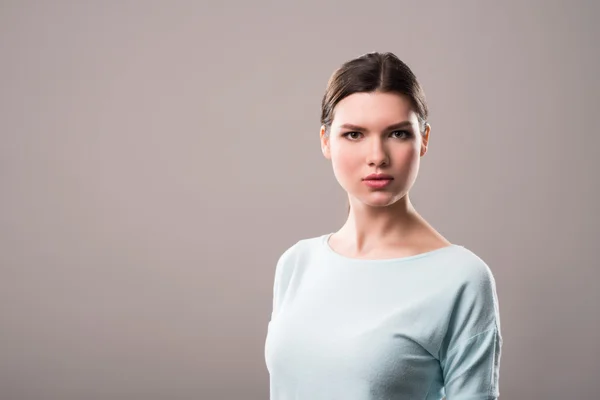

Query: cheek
[398,146,420,164]
[329,153,359,186]
[331,147,359,173]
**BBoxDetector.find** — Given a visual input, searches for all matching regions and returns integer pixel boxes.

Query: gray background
[1,1,598,399]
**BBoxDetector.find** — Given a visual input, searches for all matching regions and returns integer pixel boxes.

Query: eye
[341,131,362,140]
[391,130,412,139]
[341,130,413,141]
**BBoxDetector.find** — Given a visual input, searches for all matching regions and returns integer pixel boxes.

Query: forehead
[331,92,418,129]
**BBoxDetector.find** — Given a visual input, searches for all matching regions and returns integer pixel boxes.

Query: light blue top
[264,233,502,400]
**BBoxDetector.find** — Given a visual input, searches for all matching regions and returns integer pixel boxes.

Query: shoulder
[278,232,328,260]
[434,246,502,358]
[440,245,498,289]
[275,234,320,264]
[273,234,324,277]
[270,234,324,314]
[442,245,501,325]
[436,246,501,321]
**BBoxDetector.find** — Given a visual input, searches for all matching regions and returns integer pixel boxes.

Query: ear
[320,125,331,160]
[420,123,431,157]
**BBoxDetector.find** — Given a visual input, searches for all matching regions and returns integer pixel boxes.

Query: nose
[366,139,389,167]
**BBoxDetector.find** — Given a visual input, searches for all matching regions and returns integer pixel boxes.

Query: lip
[363,179,393,189]
[363,173,394,180]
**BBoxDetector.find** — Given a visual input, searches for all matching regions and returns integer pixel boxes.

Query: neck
[339,194,423,253]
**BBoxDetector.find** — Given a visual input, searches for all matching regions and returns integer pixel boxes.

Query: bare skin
[320,91,452,260]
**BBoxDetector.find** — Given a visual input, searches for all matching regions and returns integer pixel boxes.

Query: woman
[264,52,502,400]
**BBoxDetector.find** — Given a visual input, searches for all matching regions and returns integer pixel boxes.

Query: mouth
[363,178,393,189]
[363,173,394,180]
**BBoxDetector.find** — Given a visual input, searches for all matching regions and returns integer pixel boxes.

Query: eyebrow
[339,121,413,131]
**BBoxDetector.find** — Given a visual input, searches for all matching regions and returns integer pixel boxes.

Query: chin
[358,194,400,208]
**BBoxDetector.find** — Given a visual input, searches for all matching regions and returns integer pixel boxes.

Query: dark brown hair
[320,52,429,215]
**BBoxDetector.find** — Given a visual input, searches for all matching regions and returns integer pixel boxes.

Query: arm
[439,260,503,399]
[441,327,502,399]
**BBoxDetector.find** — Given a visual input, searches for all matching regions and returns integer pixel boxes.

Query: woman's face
[320,91,430,208]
